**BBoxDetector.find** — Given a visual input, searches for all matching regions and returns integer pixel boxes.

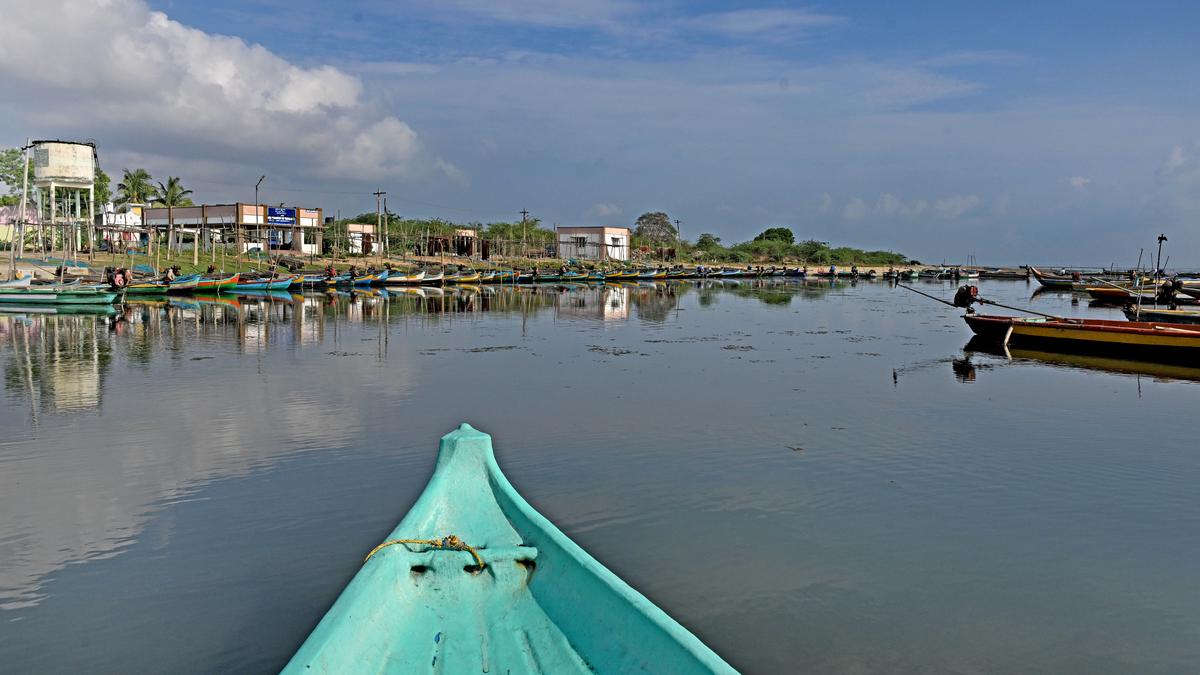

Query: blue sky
[2,0,1198,264]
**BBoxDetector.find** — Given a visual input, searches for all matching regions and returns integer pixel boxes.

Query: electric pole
[1155,233,1168,282]
[520,208,529,258]
[374,190,386,262]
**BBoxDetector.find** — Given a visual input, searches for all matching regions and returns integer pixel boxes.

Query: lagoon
[1,279,1197,673]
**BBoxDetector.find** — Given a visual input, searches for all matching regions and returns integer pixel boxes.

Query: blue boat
[284,424,737,674]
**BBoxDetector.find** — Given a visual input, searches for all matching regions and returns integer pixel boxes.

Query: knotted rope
[363,535,485,570]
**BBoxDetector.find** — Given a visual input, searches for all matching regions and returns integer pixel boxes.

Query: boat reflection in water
[963,336,1200,383]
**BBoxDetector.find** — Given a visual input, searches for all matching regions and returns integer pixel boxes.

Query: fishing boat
[963,313,1200,362]
[0,274,34,288]
[124,280,171,294]
[422,271,445,285]
[449,272,482,284]
[979,268,1028,279]
[1084,286,1172,304]
[0,287,121,305]
[1122,306,1200,324]
[167,274,201,293]
[283,424,736,674]
[561,271,590,281]
[381,270,427,285]
[195,273,240,292]
[234,275,296,291]
[1028,266,1076,289]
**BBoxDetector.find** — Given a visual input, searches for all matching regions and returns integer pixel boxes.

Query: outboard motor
[953,284,979,310]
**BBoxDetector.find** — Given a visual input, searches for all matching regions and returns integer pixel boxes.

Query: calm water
[1,279,1197,674]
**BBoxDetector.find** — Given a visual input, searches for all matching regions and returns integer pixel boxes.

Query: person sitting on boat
[113,268,127,287]
[164,267,176,282]
[851,265,859,277]
[829,265,836,275]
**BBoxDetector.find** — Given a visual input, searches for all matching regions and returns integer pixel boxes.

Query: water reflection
[4,278,1197,674]
[963,336,1200,382]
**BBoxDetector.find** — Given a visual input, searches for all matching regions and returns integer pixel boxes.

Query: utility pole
[674,218,682,262]
[252,175,265,266]
[520,208,529,258]
[382,195,390,262]
[1155,233,1168,282]
[373,190,386,265]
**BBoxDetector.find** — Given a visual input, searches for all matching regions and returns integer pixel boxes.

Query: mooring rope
[363,535,485,570]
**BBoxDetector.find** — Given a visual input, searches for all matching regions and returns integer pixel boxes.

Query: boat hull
[284,424,736,674]
[0,289,120,304]
[964,313,1200,362]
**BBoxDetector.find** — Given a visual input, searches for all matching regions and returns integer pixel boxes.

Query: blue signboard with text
[267,207,296,225]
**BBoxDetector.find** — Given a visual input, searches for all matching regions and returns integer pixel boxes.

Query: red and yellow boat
[195,273,240,292]
[964,313,1200,362]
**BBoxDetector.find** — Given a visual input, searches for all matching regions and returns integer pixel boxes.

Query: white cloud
[406,0,635,29]
[818,192,834,214]
[589,202,622,217]
[933,195,981,218]
[1161,145,1187,175]
[1068,176,1092,190]
[0,0,440,184]
[843,197,868,221]
[920,50,1030,68]
[683,9,844,39]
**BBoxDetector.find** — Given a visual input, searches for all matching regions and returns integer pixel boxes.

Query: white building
[556,226,630,261]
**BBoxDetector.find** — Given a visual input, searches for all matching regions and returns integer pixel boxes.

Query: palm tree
[151,176,193,253]
[151,176,193,207]
[114,168,154,206]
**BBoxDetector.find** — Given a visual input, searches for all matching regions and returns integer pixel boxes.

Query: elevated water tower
[31,139,97,252]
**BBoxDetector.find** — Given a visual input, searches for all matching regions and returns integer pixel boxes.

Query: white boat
[0,274,34,288]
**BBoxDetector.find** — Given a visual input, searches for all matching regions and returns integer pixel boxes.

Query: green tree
[696,232,721,249]
[152,176,194,207]
[94,168,111,205]
[633,211,677,243]
[753,227,794,244]
[115,168,156,206]
[0,148,33,203]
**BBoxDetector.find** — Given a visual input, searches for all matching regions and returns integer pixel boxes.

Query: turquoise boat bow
[284,423,737,674]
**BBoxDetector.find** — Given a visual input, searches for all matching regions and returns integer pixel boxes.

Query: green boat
[124,280,171,294]
[284,424,737,674]
[0,287,120,305]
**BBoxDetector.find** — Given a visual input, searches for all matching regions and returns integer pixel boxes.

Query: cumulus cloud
[0,0,443,184]
[933,195,981,218]
[589,202,623,217]
[1068,176,1092,190]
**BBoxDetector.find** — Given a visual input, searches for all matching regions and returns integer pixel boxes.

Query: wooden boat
[1122,306,1200,324]
[351,272,386,286]
[234,275,296,291]
[1085,286,1162,304]
[283,424,736,674]
[167,274,201,293]
[381,270,426,285]
[124,280,171,294]
[0,287,120,305]
[963,313,1200,362]
[195,273,240,292]
[422,271,445,285]
[0,274,34,288]
[1028,266,1076,289]
[979,268,1028,279]
[448,272,482,284]
[561,271,590,281]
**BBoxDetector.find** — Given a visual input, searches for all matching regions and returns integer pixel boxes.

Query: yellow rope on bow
[363,534,485,570]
